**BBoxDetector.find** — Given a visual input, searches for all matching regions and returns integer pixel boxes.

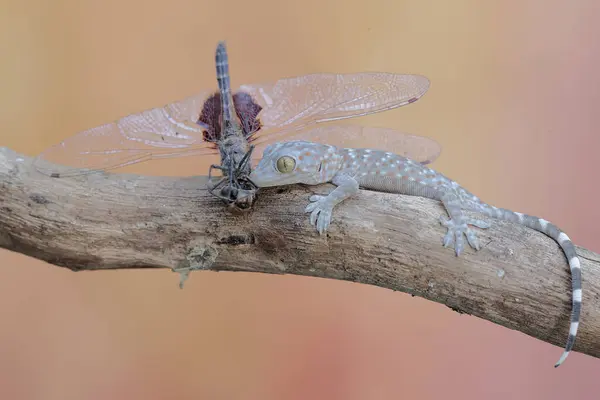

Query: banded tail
[477,204,581,367]
[215,41,242,136]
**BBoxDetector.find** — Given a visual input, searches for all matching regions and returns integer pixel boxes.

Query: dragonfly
[33,41,441,209]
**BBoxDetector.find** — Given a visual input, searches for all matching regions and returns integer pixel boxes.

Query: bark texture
[1,147,599,362]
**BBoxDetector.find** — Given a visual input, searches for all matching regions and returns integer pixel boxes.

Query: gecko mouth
[249,171,293,188]
[247,171,266,187]
[245,176,259,189]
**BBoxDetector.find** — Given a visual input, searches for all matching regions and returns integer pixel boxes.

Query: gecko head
[249,141,332,187]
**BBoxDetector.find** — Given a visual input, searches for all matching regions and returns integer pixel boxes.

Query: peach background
[2,0,600,399]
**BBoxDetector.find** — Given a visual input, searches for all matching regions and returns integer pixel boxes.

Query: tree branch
[1,146,599,362]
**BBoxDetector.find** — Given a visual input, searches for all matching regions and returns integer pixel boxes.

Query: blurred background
[2,0,600,398]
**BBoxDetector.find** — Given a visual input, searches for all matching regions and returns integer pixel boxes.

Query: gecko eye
[276,156,296,173]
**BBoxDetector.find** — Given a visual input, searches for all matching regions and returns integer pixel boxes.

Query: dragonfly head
[249,141,339,187]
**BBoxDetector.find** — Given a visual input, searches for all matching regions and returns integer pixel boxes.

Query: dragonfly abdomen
[215,42,242,135]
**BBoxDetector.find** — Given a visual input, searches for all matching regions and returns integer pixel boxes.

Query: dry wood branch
[1,146,599,362]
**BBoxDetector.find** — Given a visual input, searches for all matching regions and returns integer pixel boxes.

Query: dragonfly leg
[230,145,258,193]
[207,176,227,193]
[208,163,243,204]
[228,157,236,188]
[207,146,258,208]
[234,145,254,176]
[207,164,228,190]
[207,158,238,203]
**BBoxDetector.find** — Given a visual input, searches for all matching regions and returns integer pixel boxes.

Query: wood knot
[29,193,50,205]
[172,245,219,289]
[216,233,256,245]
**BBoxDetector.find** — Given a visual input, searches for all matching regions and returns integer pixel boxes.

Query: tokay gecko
[249,140,582,368]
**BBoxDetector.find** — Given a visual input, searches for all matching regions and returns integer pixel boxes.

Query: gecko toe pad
[439,217,489,256]
[305,195,334,234]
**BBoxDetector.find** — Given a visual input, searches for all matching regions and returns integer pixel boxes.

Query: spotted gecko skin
[249,140,582,368]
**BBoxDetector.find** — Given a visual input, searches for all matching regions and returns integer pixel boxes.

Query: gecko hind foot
[305,195,334,234]
[439,216,490,256]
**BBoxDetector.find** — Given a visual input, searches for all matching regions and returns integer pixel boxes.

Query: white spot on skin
[558,232,570,244]
[497,269,505,278]
[570,321,580,335]
[515,212,525,223]
[573,288,582,302]
[555,351,569,367]
[569,257,581,270]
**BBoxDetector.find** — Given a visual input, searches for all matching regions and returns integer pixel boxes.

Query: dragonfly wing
[251,125,441,165]
[33,90,220,177]
[34,70,430,177]
[240,72,430,145]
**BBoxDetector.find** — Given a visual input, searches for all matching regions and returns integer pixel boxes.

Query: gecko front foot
[305,195,335,234]
[439,216,490,256]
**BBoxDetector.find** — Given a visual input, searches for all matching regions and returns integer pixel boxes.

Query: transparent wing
[242,72,430,145]
[34,72,429,178]
[250,125,441,165]
[32,90,219,177]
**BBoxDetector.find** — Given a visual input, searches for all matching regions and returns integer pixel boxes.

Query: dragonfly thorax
[219,133,251,172]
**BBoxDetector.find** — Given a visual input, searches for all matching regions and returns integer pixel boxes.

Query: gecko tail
[478,205,581,368]
[555,350,570,368]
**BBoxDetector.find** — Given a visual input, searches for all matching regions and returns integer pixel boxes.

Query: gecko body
[248,140,582,368]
